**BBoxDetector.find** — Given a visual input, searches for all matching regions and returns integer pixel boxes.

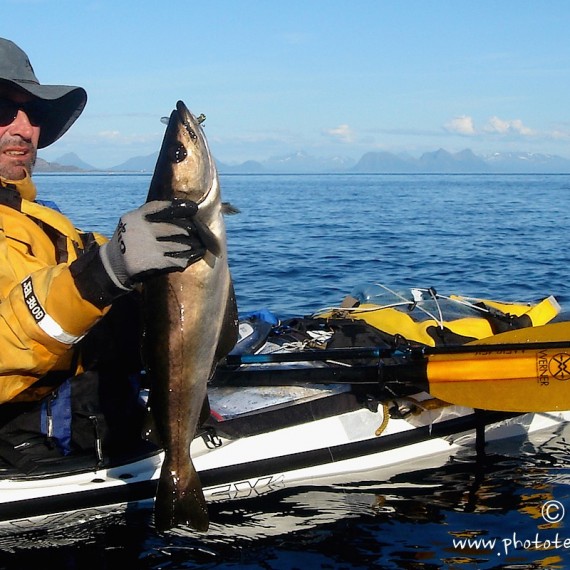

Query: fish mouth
[176,100,200,145]
[167,102,198,164]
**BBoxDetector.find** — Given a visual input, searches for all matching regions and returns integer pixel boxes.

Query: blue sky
[6,0,570,168]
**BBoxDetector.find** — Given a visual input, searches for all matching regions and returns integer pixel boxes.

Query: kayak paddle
[220,322,570,413]
[428,321,570,412]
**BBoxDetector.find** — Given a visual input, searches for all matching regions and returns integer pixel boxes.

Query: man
[0,39,206,460]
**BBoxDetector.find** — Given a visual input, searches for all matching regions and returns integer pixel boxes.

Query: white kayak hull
[0,386,567,536]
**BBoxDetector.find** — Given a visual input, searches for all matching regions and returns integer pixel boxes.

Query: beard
[0,137,37,180]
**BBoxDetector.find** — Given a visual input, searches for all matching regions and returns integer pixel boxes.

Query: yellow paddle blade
[427,344,570,412]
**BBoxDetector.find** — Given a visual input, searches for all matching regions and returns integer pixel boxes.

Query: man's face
[0,88,40,180]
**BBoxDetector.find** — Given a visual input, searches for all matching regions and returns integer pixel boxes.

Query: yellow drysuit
[0,174,111,403]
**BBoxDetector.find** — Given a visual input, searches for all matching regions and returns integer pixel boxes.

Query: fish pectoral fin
[222,202,240,215]
[194,217,221,257]
[214,280,240,363]
[199,394,211,426]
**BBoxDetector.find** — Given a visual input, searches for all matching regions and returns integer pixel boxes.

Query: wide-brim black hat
[0,38,87,148]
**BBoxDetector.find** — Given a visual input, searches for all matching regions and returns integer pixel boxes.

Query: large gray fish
[143,100,238,532]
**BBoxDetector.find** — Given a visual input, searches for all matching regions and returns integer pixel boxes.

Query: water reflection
[0,425,568,569]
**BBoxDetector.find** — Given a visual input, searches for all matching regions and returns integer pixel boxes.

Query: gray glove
[99,199,206,290]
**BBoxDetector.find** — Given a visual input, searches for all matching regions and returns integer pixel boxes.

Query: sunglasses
[0,98,49,127]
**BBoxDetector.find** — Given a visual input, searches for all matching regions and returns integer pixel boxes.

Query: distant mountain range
[35,148,570,174]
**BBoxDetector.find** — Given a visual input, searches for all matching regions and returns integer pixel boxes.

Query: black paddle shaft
[213,359,429,390]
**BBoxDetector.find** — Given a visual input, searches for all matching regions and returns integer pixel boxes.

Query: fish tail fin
[154,459,209,532]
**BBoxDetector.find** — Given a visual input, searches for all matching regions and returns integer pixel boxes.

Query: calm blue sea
[2,173,570,569]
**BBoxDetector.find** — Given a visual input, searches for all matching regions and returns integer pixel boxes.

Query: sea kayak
[0,285,567,536]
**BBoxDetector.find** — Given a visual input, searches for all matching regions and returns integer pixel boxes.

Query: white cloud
[444,115,536,138]
[322,124,356,143]
[444,115,476,135]
[483,116,534,136]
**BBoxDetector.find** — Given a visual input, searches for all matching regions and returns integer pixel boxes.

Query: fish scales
[143,101,238,531]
